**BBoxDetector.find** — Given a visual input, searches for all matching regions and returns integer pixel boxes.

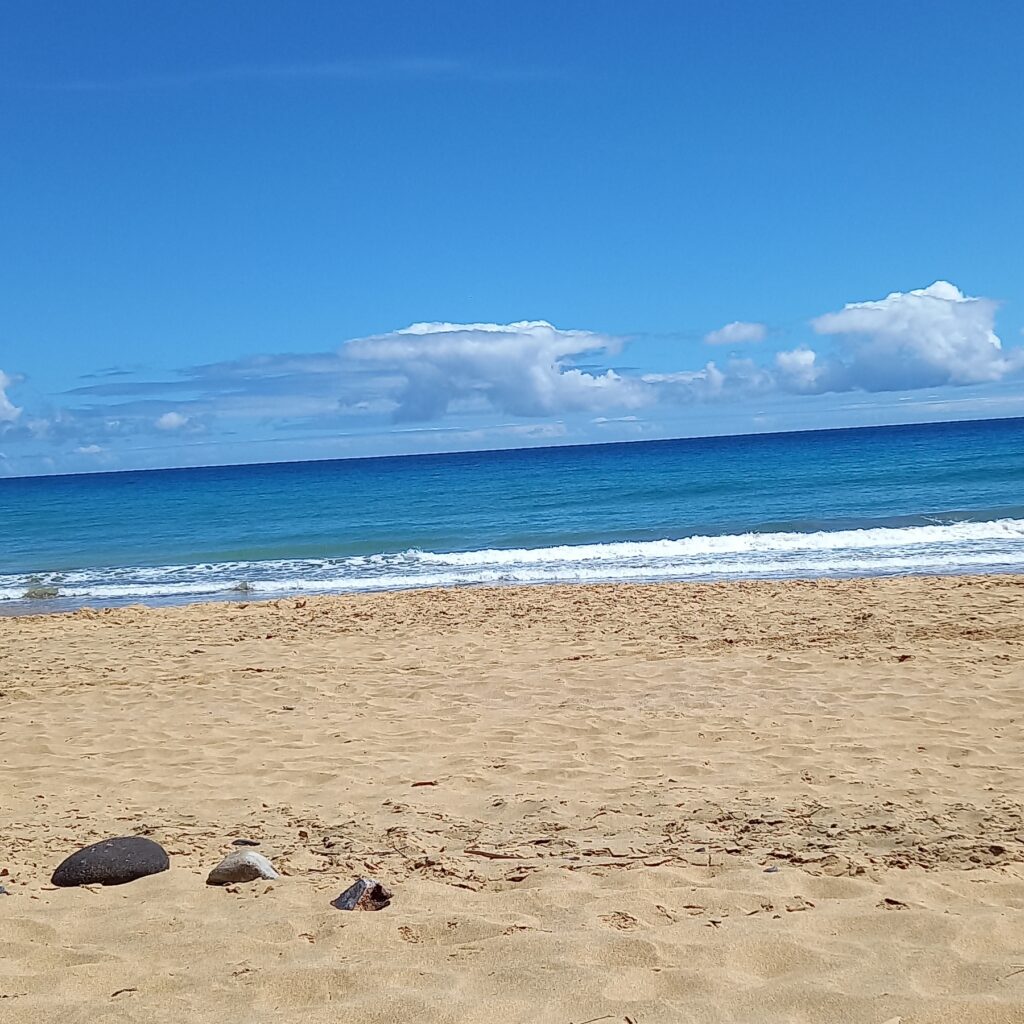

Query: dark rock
[206,850,279,885]
[0,884,9,895]
[331,877,392,911]
[51,836,170,887]
[231,838,261,847]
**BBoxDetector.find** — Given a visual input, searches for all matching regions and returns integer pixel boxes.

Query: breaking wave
[4,518,1024,609]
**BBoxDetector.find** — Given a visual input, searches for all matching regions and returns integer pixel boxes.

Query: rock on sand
[206,850,280,885]
[51,836,170,887]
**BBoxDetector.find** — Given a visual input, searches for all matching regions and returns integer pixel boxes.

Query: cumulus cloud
[703,321,767,346]
[344,320,647,422]
[155,411,190,430]
[808,280,1012,392]
[0,369,22,423]
[668,282,1017,402]
[155,410,212,434]
[773,347,831,394]
[5,282,1021,473]
[393,287,1014,410]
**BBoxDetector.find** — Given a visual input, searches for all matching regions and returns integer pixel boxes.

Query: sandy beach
[2,576,1023,1023]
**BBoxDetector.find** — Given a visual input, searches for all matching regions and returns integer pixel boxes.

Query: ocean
[3,417,1024,612]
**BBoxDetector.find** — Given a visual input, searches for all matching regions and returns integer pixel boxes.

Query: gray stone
[51,836,170,887]
[331,877,392,911]
[206,850,280,886]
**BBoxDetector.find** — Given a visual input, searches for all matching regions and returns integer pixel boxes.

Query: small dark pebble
[0,884,9,895]
[231,839,261,847]
[764,866,780,873]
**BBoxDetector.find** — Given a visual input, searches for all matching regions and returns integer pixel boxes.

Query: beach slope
[1,577,1023,1022]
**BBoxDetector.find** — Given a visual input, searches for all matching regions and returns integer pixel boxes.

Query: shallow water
[3,417,1024,610]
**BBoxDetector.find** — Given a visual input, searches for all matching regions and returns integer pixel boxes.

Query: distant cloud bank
[2,280,1020,474]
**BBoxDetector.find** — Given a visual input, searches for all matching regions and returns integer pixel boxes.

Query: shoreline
[5,572,1024,657]
[4,565,1024,619]
[3,574,1023,1020]
[6,508,1024,614]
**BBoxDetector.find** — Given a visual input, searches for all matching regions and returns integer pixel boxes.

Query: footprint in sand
[600,911,639,931]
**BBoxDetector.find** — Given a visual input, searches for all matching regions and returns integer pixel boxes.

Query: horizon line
[3,411,1022,484]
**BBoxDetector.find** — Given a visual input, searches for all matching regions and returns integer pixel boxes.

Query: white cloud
[4,283,1021,472]
[774,347,830,394]
[665,281,1017,402]
[644,283,1019,403]
[810,280,1011,391]
[344,320,648,422]
[703,321,767,346]
[155,411,190,430]
[643,359,774,402]
[0,370,22,423]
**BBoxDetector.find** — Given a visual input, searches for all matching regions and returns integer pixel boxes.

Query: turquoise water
[3,417,1024,610]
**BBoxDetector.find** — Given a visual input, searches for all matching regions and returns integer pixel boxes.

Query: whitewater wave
[4,518,1024,606]
[407,518,1024,564]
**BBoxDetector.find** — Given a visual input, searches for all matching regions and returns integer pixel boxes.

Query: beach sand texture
[2,576,1024,1023]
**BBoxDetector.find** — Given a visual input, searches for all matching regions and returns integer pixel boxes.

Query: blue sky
[1,1,1022,476]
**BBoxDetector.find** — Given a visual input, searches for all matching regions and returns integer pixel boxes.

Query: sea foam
[3,517,1024,606]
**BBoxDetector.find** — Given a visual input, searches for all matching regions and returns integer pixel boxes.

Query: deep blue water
[3,417,1024,610]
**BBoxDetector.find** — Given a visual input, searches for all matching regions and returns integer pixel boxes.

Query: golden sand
[2,577,1023,1022]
